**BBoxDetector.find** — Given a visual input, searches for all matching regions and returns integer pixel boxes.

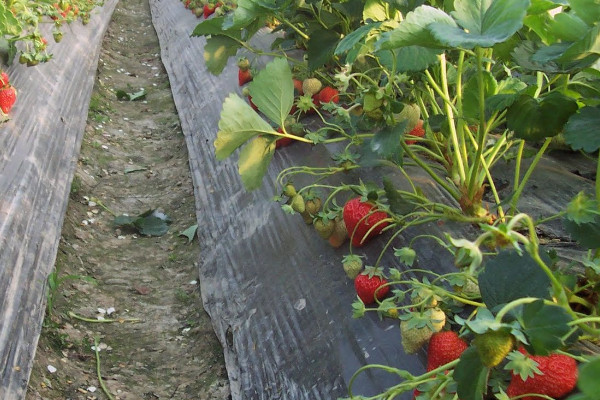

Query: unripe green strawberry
[401,321,434,354]
[342,254,363,279]
[473,329,515,367]
[301,197,322,224]
[290,194,305,213]
[507,348,578,400]
[454,279,481,299]
[237,58,250,71]
[411,287,438,308]
[428,307,446,333]
[302,78,322,96]
[314,216,335,239]
[283,183,296,197]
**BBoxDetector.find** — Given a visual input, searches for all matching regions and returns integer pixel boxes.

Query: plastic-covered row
[0,2,118,398]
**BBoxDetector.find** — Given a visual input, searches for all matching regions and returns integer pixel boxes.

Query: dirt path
[26,1,229,399]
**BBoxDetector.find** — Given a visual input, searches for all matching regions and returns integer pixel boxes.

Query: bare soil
[26,1,230,399]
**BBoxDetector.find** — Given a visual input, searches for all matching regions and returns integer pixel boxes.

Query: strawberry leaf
[519,300,574,355]
[179,224,198,244]
[568,0,600,27]
[578,357,600,398]
[238,135,275,191]
[455,346,489,400]
[307,29,341,71]
[563,106,600,152]
[204,35,241,74]
[429,0,530,49]
[564,217,600,249]
[462,70,498,119]
[506,92,578,142]
[215,94,274,160]
[335,22,382,56]
[566,192,600,224]
[248,58,294,126]
[375,5,454,50]
[478,250,551,310]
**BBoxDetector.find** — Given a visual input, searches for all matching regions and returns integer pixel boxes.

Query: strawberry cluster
[182,0,224,19]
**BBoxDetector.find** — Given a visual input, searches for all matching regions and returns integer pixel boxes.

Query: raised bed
[0,2,118,398]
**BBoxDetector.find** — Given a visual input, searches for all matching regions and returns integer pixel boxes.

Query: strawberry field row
[181,0,600,399]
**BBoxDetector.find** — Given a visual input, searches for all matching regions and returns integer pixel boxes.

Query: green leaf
[566,192,599,224]
[455,347,489,400]
[238,136,276,190]
[214,94,274,160]
[558,25,600,63]
[375,5,454,50]
[363,0,394,21]
[479,250,552,310]
[394,247,417,266]
[563,106,600,152]
[383,177,417,215]
[204,35,241,75]
[568,0,600,27]
[506,92,578,141]
[307,29,341,71]
[248,58,294,125]
[114,210,172,237]
[222,0,266,30]
[377,46,442,73]
[429,0,530,49]
[179,224,198,244]
[462,70,498,119]
[564,217,600,249]
[134,212,171,236]
[520,300,574,355]
[335,22,382,55]
[549,12,589,42]
[369,121,407,163]
[192,17,228,37]
[116,89,146,101]
[578,357,600,397]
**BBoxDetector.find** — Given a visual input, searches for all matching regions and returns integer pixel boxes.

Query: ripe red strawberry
[315,86,339,106]
[343,197,389,247]
[203,3,218,18]
[354,270,389,305]
[0,85,17,114]
[238,69,252,86]
[426,331,468,371]
[0,71,9,87]
[293,79,303,95]
[406,119,425,145]
[506,348,578,400]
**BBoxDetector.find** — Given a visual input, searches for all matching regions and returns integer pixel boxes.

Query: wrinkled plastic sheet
[0,2,117,398]
[149,1,594,398]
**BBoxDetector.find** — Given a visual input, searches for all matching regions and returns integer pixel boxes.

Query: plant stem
[510,138,552,213]
[94,336,115,400]
[68,311,142,323]
[466,47,487,200]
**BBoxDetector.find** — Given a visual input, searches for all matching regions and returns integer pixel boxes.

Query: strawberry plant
[190,0,600,398]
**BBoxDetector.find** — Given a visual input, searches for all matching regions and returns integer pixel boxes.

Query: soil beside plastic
[26,1,229,399]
